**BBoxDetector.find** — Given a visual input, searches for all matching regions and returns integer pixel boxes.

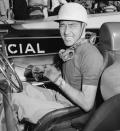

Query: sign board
[4,37,65,57]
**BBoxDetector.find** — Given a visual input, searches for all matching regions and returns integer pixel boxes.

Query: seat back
[95,22,120,107]
[98,22,120,68]
[99,22,120,51]
[83,22,120,131]
[95,22,116,108]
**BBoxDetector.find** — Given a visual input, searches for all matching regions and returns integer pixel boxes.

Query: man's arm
[55,76,97,111]
[44,65,97,111]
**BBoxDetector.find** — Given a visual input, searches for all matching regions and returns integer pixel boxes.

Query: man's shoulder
[74,40,103,68]
[77,39,102,57]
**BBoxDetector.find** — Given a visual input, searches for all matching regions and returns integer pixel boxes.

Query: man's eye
[60,24,65,28]
[69,24,79,28]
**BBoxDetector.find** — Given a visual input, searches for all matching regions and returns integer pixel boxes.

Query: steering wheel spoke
[0,52,23,92]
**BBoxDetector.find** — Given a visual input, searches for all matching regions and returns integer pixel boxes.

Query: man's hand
[32,66,45,81]
[43,65,61,83]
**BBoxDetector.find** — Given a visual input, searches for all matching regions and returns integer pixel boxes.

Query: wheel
[0,52,23,92]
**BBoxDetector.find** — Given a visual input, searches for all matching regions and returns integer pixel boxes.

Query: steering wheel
[0,52,23,92]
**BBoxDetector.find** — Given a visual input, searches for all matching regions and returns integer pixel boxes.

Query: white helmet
[56,2,87,24]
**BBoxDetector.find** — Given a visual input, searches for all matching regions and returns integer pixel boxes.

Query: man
[11,2,103,124]
[44,2,104,110]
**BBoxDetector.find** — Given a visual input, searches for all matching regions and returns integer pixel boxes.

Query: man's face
[59,21,82,47]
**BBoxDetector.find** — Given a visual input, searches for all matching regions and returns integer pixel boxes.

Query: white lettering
[37,43,45,53]
[8,44,17,54]
[19,44,23,54]
[25,43,35,54]
[7,42,46,55]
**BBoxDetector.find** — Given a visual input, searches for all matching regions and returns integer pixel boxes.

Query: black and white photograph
[0,0,120,131]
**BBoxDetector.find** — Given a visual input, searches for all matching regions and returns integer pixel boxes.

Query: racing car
[1,15,120,131]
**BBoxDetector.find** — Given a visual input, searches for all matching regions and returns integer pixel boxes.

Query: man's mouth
[65,37,73,41]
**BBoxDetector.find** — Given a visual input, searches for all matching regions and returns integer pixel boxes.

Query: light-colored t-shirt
[63,41,103,89]
[56,40,104,105]
[101,62,120,100]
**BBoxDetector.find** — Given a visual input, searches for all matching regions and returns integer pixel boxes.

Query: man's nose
[64,25,71,34]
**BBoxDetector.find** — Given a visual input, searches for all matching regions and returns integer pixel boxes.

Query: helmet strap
[78,22,86,40]
[70,22,86,49]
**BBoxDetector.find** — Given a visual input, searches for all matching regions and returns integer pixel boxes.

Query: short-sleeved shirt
[56,40,104,106]
[101,62,120,100]
[63,40,104,90]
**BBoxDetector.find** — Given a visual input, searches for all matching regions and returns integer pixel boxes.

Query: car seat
[94,22,120,109]
[83,22,120,131]
[97,22,120,68]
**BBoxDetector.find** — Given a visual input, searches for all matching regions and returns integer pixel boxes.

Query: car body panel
[11,12,120,30]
